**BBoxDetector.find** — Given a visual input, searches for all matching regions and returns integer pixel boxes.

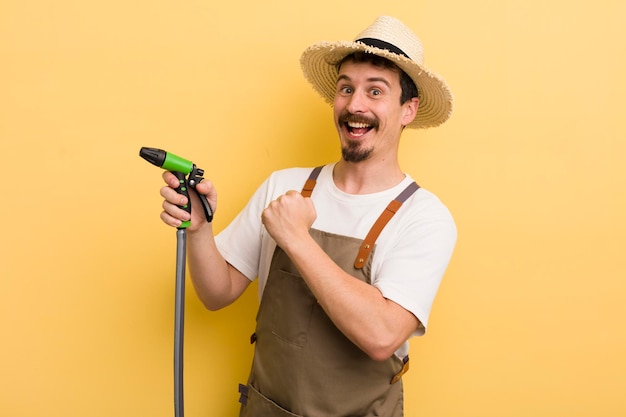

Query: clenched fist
[261,190,317,249]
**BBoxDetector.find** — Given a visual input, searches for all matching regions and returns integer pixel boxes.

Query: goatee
[342,140,373,163]
[338,112,378,163]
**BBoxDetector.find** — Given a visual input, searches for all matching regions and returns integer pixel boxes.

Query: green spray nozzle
[139,147,194,174]
[139,147,213,226]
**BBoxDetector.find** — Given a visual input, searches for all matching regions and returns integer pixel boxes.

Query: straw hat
[300,16,453,129]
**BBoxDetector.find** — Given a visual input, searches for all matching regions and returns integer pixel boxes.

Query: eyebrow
[337,74,392,88]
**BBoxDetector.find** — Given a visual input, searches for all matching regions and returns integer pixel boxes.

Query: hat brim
[300,41,453,129]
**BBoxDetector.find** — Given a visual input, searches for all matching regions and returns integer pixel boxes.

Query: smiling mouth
[346,121,373,137]
[340,114,378,137]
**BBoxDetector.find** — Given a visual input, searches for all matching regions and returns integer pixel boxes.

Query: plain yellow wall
[1,1,625,416]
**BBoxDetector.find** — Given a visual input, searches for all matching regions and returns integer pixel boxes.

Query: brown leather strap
[299,167,420,270]
[390,356,410,384]
[354,182,420,269]
[301,166,324,197]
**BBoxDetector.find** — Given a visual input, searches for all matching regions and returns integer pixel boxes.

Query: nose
[346,91,367,114]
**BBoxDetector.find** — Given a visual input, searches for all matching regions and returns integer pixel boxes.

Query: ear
[401,97,419,126]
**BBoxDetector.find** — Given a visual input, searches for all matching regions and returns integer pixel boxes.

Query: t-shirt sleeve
[373,194,457,335]
[214,179,270,281]
[214,168,312,281]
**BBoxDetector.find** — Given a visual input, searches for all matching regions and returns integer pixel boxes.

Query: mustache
[337,112,379,128]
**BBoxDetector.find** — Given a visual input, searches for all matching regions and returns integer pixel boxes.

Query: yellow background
[1,1,625,416]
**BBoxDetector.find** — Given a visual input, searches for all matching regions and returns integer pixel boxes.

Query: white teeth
[348,122,371,128]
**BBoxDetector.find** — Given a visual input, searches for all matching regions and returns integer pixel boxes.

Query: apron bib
[239,167,418,417]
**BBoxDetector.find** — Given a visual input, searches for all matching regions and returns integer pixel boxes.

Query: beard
[338,112,378,163]
[341,140,373,163]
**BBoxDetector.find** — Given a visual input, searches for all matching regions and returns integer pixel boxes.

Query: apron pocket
[240,384,303,417]
[267,268,316,348]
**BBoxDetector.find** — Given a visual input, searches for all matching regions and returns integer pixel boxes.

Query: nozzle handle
[173,171,192,229]
[195,185,214,223]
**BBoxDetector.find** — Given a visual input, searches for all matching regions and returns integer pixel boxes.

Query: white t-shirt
[215,164,457,355]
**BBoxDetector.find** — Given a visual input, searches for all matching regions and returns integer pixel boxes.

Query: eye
[338,85,353,95]
[370,88,382,96]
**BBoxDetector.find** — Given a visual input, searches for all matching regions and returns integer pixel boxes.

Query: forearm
[283,235,418,361]
[186,223,249,310]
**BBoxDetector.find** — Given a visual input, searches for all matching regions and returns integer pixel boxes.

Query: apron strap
[390,355,410,384]
[301,166,324,197]
[354,182,420,269]
[299,166,420,270]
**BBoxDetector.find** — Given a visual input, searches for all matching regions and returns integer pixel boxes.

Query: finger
[285,189,300,197]
[162,200,191,221]
[261,206,273,225]
[160,210,184,228]
[162,171,180,188]
[160,185,188,206]
[194,179,212,196]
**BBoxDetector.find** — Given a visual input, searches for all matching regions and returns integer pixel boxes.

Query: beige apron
[239,167,419,417]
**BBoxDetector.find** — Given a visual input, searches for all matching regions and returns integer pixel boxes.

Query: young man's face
[333,60,418,163]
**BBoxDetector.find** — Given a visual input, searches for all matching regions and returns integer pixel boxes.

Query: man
[159,16,456,417]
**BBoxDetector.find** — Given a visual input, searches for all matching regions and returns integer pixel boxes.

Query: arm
[261,190,419,361]
[160,171,250,310]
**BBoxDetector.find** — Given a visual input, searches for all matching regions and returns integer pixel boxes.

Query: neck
[333,158,405,194]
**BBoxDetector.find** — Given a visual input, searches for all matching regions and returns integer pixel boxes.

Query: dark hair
[337,52,419,104]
